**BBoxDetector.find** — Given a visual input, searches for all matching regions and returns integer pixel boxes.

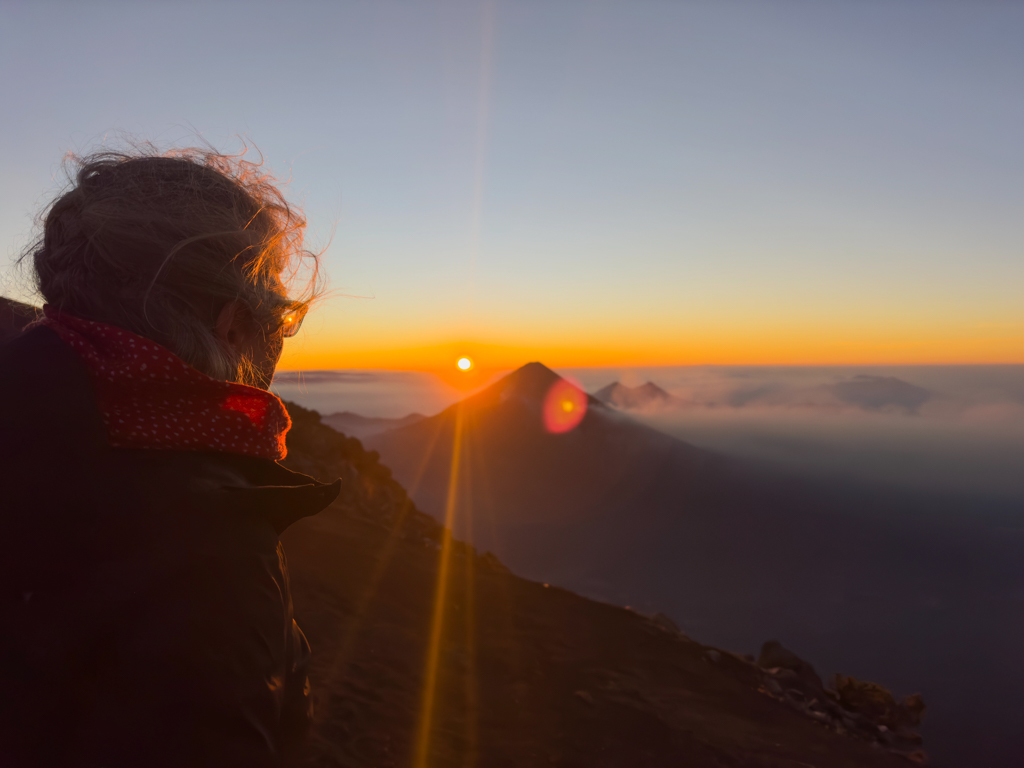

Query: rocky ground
[281,402,926,768]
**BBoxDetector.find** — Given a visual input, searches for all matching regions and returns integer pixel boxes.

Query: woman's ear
[214,299,260,355]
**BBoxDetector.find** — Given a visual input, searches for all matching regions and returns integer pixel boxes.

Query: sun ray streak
[459,423,479,768]
[312,419,448,725]
[413,403,465,768]
[463,419,528,701]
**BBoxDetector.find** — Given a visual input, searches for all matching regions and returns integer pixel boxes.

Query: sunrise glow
[3,4,1020,767]
[278,316,1024,372]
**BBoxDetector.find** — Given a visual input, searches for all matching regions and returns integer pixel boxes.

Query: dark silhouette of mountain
[279,401,925,767]
[593,375,933,414]
[594,380,685,411]
[366,363,1024,768]
[826,375,932,413]
[695,374,935,413]
[0,297,37,345]
[322,410,426,440]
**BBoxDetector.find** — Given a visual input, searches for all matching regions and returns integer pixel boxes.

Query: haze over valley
[275,361,1024,767]
[274,363,1024,499]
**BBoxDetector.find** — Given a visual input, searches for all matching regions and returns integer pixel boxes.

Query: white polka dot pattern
[38,308,291,460]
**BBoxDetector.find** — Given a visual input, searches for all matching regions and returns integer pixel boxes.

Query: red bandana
[36,307,291,460]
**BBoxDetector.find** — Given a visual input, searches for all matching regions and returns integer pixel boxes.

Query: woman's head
[22,145,321,389]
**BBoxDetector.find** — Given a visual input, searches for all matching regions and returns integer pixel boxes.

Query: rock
[758,641,824,690]
[833,674,926,729]
[650,612,686,637]
[772,668,799,684]
[903,693,926,723]
[888,748,929,765]
[895,728,923,745]
[820,697,845,718]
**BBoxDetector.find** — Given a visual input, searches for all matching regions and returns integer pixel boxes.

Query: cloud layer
[575,367,1024,500]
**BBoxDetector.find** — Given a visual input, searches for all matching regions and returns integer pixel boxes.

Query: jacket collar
[159,450,342,535]
[4,326,341,535]
[212,455,342,534]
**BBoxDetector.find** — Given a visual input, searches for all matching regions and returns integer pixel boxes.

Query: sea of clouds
[273,365,1024,502]
[569,366,1024,500]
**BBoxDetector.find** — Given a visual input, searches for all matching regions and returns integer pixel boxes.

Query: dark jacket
[0,327,340,767]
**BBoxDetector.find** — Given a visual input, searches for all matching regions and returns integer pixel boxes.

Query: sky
[1,0,1022,370]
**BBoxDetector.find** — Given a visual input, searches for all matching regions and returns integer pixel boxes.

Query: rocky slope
[280,402,925,767]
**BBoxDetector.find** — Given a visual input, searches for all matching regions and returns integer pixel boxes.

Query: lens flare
[457,357,473,371]
[542,379,588,434]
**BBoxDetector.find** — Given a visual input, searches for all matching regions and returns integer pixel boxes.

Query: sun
[457,356,473,371]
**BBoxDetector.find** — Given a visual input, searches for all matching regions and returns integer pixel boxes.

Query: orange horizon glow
[279,328,1024,372]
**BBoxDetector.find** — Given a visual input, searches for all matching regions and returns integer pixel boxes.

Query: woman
[0,148,340,766]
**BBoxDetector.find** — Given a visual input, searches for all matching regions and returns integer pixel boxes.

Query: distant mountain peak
[486,362,579,405]
[594,380,681,412]
[321,411,427,440]
[386,361,605,431]
[518,361,554,373]
[826,375,932,413]
[505,360,560,386]
[636,381,673,398]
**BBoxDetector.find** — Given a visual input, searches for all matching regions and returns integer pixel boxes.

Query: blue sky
[2,0,1022,367]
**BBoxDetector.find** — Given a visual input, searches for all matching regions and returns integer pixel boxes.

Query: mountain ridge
[366,362,1024,767]
[279,400,926,766]
[594,380,685,411]
[322,410,426,440]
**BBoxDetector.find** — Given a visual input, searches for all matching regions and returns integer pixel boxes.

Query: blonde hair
[21,145,322,384]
